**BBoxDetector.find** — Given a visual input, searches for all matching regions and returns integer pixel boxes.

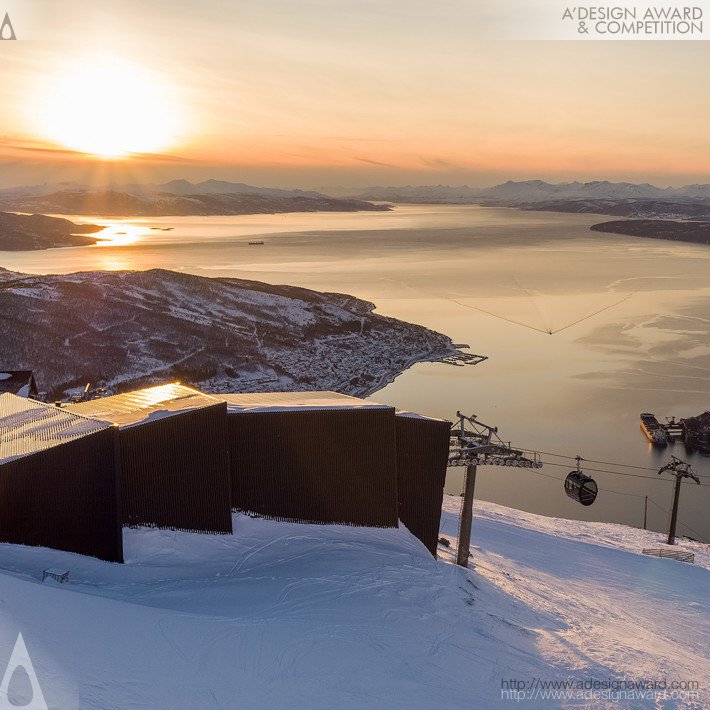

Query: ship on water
[640,412,668,447]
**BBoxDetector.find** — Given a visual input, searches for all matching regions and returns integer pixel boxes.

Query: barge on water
[640,412,668,447]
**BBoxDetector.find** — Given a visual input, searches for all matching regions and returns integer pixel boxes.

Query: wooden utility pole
[657,456,700,545]
[643,495,648,530]
[667,476,682,545]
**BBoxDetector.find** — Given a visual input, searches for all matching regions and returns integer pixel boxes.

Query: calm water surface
[3,205,709,541]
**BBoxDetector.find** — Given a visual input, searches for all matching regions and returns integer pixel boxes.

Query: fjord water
[4,205,710,541]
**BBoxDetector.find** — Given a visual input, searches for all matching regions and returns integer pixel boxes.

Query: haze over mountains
[3,178,710,220]
[348,180,710,220]
[351,179,710,204]
[0,180,388,217]
[0,179,327,200]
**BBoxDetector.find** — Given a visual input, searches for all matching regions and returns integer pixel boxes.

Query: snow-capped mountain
[348,179,710,208]
[0,268,458,400]
[352,185,483,203]
[480,179,673,203]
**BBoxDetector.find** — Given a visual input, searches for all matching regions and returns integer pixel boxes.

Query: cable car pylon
[658,456,700,545]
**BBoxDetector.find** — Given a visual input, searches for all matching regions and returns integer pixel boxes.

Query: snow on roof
[395,410,450,423]
[220,391,392,413]
[65,383,224,428]
[0,393,111,465]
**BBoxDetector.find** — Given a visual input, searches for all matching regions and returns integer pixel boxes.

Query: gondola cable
[525,468,704,537]
[516,448,710,480]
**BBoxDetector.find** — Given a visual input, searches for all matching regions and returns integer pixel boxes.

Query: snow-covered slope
[0,498,706,708]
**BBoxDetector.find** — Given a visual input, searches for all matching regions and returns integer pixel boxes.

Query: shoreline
[590,218,710,246]
[356,342,462,399]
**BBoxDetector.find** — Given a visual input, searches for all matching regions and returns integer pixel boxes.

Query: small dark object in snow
[458,586,475,605]
[43,568,69,584]
[438,537,450,547]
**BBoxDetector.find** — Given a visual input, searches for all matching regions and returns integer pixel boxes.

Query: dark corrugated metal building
[221,392,399,528]
[395,411,451,556]
[0,393,123,562]
[67,384,232,534]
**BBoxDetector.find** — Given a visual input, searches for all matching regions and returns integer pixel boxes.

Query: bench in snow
[42,568,70,583]
[641,548,694,564]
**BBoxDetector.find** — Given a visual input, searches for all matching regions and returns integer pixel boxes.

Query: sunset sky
[2,0,710,188]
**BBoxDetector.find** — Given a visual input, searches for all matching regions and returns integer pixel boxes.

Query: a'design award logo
[0,12,17,40]
[0,633,48,709]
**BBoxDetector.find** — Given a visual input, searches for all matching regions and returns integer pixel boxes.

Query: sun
[35,57,184,158]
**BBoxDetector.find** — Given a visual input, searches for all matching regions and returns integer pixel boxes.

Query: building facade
[395,412,451,556]
[222,392,399,528]
[67,384,232,534]
[0,393,123,562]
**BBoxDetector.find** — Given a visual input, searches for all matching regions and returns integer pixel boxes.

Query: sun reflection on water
[93,223,146,247]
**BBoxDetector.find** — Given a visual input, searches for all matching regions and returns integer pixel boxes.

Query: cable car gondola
[564,457,598,506]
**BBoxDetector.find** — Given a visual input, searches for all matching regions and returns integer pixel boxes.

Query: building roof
[220,391,392,413]
[395,410,451,424]
[64,383,224,428]
[0,393,111,465]
[0,370,37,398]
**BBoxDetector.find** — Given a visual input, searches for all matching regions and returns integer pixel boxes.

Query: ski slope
[0,497,706,708]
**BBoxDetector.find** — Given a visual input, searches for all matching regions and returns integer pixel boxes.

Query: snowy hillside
[0,497,706,708]
[0,268,458,399]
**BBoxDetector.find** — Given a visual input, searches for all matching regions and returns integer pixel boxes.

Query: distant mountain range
[352,185,483,204]
[482,180,710,203]
[4,178,710,220]
[0,180,389,217]
[349,180,710,220]
[351,180,710,204]
[0,179,327,200]
[0,268,458,400]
